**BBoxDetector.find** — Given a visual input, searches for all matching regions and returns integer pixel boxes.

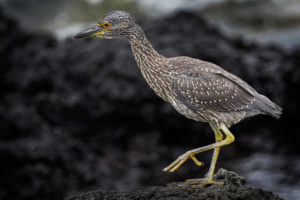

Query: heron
[73,10,282,187]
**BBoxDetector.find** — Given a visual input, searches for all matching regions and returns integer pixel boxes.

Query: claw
[163,153,204,172]
[184,178,198,183]
[190,155,204,167]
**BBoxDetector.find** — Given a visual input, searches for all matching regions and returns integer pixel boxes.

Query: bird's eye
[102,21,111,28]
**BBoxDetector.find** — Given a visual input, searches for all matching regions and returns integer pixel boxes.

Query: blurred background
[0,0,300,199]
[2,0,300,48]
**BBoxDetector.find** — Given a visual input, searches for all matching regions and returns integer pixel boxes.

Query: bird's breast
[140,67,171,102]
[134,56,172,102]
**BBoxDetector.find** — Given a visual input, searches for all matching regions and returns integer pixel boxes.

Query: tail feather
[252,94,282,119]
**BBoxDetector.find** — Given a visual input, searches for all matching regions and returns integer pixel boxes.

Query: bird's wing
[171,68,255,112]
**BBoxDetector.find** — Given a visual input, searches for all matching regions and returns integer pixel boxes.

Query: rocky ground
[0,8,300,200]
[67,169,283,200]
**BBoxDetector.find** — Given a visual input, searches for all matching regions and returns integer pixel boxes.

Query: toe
[178,178,224,187]
[192,180,224,188]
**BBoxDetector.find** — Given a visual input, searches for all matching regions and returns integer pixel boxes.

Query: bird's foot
[163,152,204,172]
[178,178,224,188]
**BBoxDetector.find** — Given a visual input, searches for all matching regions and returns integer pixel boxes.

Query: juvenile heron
[73,11,282,187]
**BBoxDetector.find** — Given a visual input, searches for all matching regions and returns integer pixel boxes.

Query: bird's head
[73,10,136,39]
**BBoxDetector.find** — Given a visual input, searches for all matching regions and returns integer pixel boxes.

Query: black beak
[72,24,104,39]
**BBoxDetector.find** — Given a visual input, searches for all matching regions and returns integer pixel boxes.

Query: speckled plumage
[73,10,282,187]
[127,25,281,128]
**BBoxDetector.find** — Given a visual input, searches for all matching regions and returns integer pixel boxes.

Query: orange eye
[102,21,111,28]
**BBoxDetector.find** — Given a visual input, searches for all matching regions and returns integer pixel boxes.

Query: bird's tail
[253,94,282,119]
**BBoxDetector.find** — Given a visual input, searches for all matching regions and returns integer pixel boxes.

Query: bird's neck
[127,25,170,101]
[127,25,166,70]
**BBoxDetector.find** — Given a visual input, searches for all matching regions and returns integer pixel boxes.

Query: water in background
[1,0,300,49]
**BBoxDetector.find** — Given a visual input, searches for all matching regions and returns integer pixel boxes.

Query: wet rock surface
[0,8,299,200]
[66,169,283,200]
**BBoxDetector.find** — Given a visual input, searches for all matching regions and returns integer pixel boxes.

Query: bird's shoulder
[167,56,221,72]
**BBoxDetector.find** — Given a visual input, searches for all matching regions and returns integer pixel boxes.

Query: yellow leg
[206,123,223,180]
[182,123,226,187]
[163,122,235,184]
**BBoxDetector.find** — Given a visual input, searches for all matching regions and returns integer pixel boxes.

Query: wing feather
[171,68,255,112]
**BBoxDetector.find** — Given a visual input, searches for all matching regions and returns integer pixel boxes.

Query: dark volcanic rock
[66,169,283,200]
[0,8,299,200]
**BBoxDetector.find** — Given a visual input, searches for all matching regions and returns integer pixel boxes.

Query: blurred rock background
[0,0,300,200]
